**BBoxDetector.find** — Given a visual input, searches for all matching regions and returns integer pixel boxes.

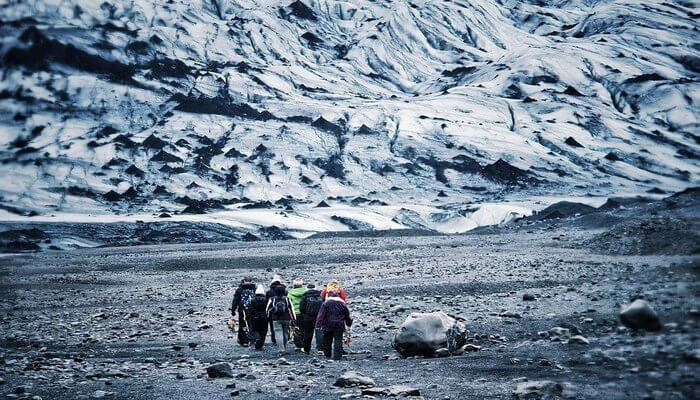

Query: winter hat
[255,284,265,295]
[292,277,303,287]
[307,282,316,289]
[271,274,283,285]
[326,280,341,293]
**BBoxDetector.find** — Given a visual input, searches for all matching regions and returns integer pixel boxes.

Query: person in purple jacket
[315,290,352,360]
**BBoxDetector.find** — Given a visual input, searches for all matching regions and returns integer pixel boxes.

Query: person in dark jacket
[315,290,352,360]
[231,276,256,346]
[298,283,324,354]
[246,284,269,350]
[266,274,287,344]
[266,283,296,354]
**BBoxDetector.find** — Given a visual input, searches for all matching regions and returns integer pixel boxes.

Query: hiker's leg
[332,330,343,360]
[302,322,313,353]
[269,320,276,344]
[315,328,324,351]
[254,319,267,349]
[281,321,290,351]
[293,324,303,348]
[237,313,248,345]
[273,321,285,353]
[322,330,332,358]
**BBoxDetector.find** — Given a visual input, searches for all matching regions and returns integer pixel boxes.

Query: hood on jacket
[255,284,265,295]
[288,286,307,298]
[303,289,322,297]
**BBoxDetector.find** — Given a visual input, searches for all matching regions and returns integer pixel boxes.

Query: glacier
[0,0,698,237]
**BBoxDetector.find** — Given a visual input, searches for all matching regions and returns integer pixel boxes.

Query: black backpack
[271,295,288,316]
[304,293,323,318]
[249,296,267,320]
[240,288,255,311]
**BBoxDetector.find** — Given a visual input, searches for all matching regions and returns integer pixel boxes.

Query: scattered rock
[522,293,536,301]
[513,380,564,399]
[569,335,589,345]
[334,371,376,388]
[620,299,662,331]
[206,362,233,378]
[362,385,421,397]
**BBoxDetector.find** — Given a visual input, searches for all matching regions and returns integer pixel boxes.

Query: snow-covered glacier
[0,0,698,236]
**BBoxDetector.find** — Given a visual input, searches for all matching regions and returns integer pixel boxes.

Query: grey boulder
[393,311,466,356]
[620,299,662,331]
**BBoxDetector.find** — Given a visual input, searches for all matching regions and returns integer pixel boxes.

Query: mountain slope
[0,0,698,235]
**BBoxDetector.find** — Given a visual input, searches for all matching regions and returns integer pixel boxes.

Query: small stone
[206,362,233,379]
[522,293,536,301]
[334,371,376,388]
[435,348,450,357]
[462,344,482,352]
[569,335,589,345]
[362,385,420,397]
[513,380,562,399]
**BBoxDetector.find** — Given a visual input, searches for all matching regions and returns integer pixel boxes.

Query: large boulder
[620,299,662,331]
[393,311,466,356]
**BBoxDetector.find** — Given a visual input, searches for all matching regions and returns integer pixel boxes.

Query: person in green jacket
[288,277,307,349]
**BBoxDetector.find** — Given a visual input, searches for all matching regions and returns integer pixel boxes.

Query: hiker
[246,284,269,350]
[298,282,324,354]
[321,279,347,302]
[288,277,307,349]
[316,290,352,360]
[266,275,287,344]
[230,276,256,346]
[266,282,296,354]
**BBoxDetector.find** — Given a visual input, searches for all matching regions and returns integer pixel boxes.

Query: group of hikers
[229,274,352,360]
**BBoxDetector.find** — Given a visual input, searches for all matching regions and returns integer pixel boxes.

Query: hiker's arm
[231,289,241,316]
[315,303,326,327]
[344,305,353,327]
[265,298,272,316]
[289,299,296,320]
[299,295,307,316]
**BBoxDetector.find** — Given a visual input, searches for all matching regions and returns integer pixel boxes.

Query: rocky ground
[1,196,699,400]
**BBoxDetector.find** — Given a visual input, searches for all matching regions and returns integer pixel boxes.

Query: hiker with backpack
[266,282,296,354]
[315,290,352,360]
[246,284,269,350]
[288,277,308,349]
[266,275,287,344]
[230,276,256,346]
[298,282,324,354]
[321,279,347,302]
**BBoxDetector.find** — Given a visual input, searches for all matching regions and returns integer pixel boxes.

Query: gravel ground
[1,227,698,399]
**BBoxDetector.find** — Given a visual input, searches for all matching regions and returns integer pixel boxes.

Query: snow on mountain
[0,0,697,236]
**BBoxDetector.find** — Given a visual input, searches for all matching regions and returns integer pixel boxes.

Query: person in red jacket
[321,279,347,302]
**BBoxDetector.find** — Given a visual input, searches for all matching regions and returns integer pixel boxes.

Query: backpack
[240,288,255,311]
[271,295,288,316]
[249,295,267,320]
[304,293,323,318]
